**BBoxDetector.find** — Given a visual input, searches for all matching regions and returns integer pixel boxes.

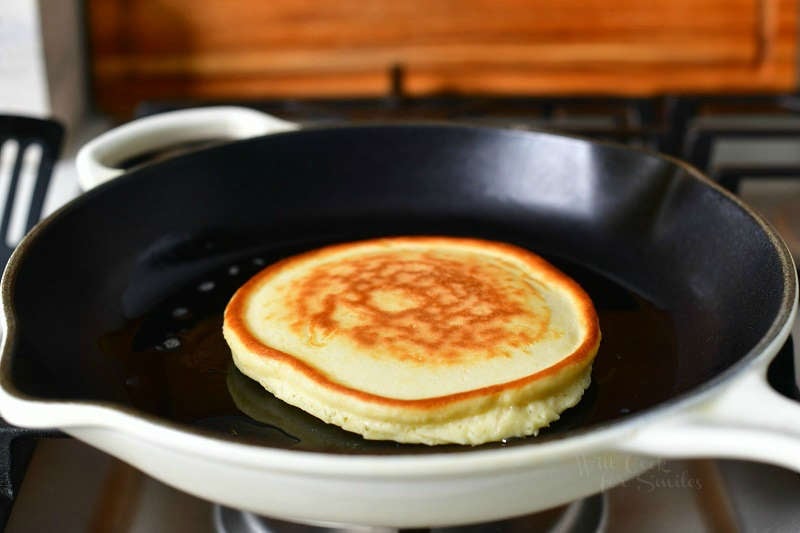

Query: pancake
[223,236,600,445]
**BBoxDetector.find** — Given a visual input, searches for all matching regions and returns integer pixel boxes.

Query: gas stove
[4,93,800,532]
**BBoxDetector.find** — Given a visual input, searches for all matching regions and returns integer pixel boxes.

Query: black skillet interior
[3,125,790,454]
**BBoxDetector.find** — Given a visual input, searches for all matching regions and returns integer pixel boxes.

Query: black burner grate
[676,95,800,191]
[136,95,679,154]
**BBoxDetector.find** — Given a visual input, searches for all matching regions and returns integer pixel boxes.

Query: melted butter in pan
[99,242,677,454]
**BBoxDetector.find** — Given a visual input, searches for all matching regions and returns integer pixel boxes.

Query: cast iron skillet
[0,112,797,526]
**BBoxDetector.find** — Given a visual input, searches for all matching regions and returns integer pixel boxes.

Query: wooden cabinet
[88,0,797,116]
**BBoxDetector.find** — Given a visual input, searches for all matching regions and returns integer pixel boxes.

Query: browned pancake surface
[287,250,552,365]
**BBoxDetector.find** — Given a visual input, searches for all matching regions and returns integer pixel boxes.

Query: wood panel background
[88,0,797,117]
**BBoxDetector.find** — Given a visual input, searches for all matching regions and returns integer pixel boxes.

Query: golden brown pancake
[223,236,600,445]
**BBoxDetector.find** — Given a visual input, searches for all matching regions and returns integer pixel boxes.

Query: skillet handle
[617,350,800,473]
[75,106,298,191]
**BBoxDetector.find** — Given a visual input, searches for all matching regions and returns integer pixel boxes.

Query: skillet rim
[0,122,796,469]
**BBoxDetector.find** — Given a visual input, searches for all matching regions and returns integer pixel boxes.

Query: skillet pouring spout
[0,109,798,527]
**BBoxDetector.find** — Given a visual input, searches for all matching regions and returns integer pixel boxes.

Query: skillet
[0,107,798,527]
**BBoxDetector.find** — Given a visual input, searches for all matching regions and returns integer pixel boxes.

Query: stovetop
[3,93,800,532]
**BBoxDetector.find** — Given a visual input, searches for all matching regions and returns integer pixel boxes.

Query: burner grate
[135,95,679,154]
